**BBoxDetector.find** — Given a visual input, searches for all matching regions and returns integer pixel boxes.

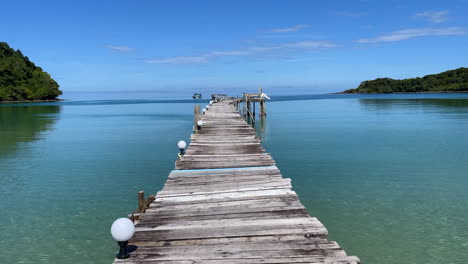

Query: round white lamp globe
[177,140,187,150]
[111,218,135,242]
[206,105,210,109]
[202,108,206,112]
[197,120,203,126]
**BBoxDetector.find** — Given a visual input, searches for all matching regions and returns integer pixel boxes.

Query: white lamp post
[206,105,210,110]
[177,140,187,155]
[202,108,206,115]
[111,218,135,259]
[197,120,203,130]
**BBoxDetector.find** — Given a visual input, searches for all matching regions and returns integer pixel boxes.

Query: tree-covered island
[0,42,62,102]
[342,67,468,94]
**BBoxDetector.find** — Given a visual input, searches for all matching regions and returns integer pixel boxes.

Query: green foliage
[0,42,61,101]
[344,68,468,94]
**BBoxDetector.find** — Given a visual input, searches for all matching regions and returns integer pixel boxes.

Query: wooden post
[145,195,156,208]
[246,98,251,122]
[138,191,145,213]
[260,99,266,117]
[259,87,267,117]
[194,105,200,132]
[246,97,252,124]
[253,100,256,118]
[243,96,247,119]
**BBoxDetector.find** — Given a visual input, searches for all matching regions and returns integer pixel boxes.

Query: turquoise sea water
[1,93,468,263]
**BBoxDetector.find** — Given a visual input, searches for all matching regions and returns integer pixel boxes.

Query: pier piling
[137,191,145,213]
[193,105,200,132]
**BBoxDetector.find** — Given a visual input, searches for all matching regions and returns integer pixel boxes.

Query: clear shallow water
[1,93,468,263]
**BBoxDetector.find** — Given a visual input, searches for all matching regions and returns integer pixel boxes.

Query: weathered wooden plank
[122,246,348,261]
[139,209,309,225]
[178,157,274,163]
[131,240,343,252]
[168,166,281,177]
[158,180,292,195]
[115,256,360,264]
[135,217,323,231]
[185,147,267,155]
[131,224,327,241]
[148,203,304,218]
[175,160,276,170]
[155,188,296,202]
[163,178,289,190]
[149,193,300,206]
[143,206,308,222]
[166,174,283,183]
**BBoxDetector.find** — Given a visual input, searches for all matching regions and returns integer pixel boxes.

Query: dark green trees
[343,68,468,93]
[0,42,62,101]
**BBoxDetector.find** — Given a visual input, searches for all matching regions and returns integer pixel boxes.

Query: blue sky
[1,0,468,94]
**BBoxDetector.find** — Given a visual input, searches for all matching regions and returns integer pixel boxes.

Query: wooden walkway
[114,100,360,263]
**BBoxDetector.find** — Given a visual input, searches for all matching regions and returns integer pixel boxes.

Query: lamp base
[116,241,130,259]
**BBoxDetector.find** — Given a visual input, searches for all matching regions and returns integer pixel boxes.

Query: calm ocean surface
[1,92,468,263]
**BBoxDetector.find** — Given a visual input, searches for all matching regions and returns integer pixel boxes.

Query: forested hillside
[0,42,61,101]
[343,68,468,93]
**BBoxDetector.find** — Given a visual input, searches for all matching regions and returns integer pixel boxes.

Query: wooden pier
[114,98,359,263]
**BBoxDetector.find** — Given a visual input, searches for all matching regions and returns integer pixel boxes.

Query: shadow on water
[359,99,468,116]
[0,105,61,158]
[255,116,268,141]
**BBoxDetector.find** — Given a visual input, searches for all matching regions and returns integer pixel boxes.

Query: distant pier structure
[241,88,269,119]
[111,90,360,264]
[212,88,269,126]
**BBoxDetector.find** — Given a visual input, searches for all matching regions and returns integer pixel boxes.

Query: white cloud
[250,41,337,51]
[145,56,209,64]
[144,41,337,65]
[415,10,449,23]
[280,41,338,48]
[105,45,133,52]
[266,24,309,33]
[355,27,466,43]
[210,50,251,56]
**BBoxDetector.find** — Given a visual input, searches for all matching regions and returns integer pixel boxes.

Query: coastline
[0,99,64,104]
[333,91,468,95]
